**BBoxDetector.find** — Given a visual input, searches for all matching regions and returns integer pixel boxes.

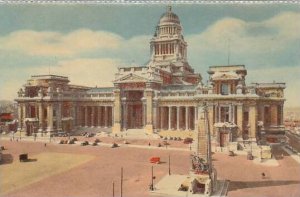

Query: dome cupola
[159,6,180,25]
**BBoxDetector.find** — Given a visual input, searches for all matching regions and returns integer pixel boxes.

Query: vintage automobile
[81,141,89,146]
[19,154,28,162]
[149,157,160,164]
[183,137,193,144]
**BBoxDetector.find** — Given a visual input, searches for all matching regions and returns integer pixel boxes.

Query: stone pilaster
[249,104,257,139]
[17,103,22,131]
[22,104,27,130]
[236,103,244,138]
[112,89,121,133]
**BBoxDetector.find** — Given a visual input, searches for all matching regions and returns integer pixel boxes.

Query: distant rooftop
[208,65,246,74]
[31,74,69,81]
[252,82,286,88]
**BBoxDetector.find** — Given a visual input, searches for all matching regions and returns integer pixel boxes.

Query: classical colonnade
[78,106,113,128]
[157,106,197,131]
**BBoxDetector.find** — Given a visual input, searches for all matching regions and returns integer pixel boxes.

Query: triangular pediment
[114,73,148,83]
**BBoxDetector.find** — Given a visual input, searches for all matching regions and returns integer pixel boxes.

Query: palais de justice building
[15,7,285,146]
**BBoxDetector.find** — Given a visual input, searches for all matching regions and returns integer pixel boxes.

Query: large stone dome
[159,6,180,25]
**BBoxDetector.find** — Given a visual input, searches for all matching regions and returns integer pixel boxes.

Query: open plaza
[1,134,300,197]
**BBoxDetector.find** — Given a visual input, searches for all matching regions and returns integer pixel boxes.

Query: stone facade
[15,7,285,145]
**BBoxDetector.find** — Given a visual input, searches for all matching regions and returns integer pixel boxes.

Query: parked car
[57,132,67,137]
[81,141,89,146]
[85,133,95,138]
[183,137,193,144]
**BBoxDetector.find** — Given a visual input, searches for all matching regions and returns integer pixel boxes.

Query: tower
[148,6,201,85]
[150,6,187,63]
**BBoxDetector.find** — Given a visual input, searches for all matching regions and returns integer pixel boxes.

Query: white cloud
[0,29,122,57]
[247,66,300,107]
[186,12,300,56]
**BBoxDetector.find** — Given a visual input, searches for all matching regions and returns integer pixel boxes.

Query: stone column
[194,106,197,130]
[207,104,214,135]
[144,88,153,134]
[112,89,121,133]
[185,106,189,130]
[249,104,257,139]
[152,101,158,130]
[122,101,127,131]
[73,106,77,126]
[22,104,27,134]
[259,104,265,123]
[104,106,108,128]
[84,106,88,127]
[97,106,101,127]
[17,104,22,131]
[236,103,244,138]
[57,102,62,131]
[177,106,180,130]
[168,106,172,130]
[160,107,164,130]
[214,105,218,123]
[229,104,232,123]
[270,104,278,126]
[38,102,44,132]
[46,103,53,133]
[91,106,95,127]
[232,104,235,123]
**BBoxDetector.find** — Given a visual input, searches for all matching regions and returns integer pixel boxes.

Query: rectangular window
[220,106,230,122]
[221,84,229,95]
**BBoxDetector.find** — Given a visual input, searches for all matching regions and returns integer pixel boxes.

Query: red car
[149,157,160,164]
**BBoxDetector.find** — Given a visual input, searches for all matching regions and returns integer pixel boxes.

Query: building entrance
[123,90,144,129]
[127,104,143,129]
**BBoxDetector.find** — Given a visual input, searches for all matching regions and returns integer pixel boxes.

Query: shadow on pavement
[228,180,300,191]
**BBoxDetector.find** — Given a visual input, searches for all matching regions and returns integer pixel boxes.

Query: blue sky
[0,4,299,107]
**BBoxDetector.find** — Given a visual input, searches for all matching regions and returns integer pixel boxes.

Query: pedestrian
[261,172,266,179]
[148,142,151,146]
[44,143,47,147]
